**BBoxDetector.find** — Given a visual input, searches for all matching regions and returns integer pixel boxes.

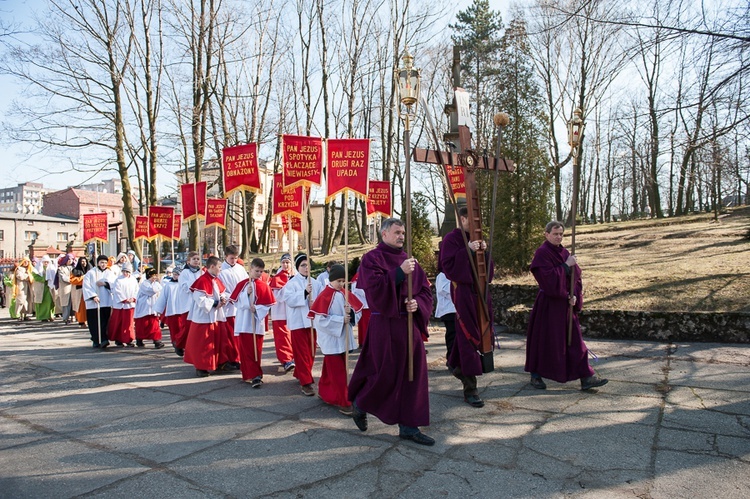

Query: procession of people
[3,217,606,448]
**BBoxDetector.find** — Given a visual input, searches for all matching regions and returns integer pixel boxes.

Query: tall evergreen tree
[490,18,552,273]
[450,0,503,152]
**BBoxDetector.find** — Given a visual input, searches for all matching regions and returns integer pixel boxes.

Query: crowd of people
[2,217,607,447]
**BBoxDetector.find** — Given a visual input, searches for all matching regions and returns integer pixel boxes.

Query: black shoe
[196,369,210,378]
[581,375,608,391]
[530,376,547,390]
[464,394,485,408]
[174,347,184,357]
[352,405,368,432]
[399,431,435,446]
[136,339,145,348]
[217,362,240,372]
[154,341,165,349]
[115,341,125,347]
[92,344,101,349]
[125,342,135,347]
[100,341,110,350]
[249,376,263,388]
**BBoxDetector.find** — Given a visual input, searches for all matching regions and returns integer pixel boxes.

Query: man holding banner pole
[83,255,115,349]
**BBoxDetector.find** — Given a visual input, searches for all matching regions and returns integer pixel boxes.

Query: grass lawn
[496,207,750,313]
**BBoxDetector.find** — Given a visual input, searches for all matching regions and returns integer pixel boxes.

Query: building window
[57,232,69,242]
[24,231,38,241]
[256,204,263,215]
[0,230,3,241]
[26,221,34,226]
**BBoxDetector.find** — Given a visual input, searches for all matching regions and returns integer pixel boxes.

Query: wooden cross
[411,48,515,372]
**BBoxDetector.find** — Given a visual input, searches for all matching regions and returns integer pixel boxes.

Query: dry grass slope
[498,207,750,313]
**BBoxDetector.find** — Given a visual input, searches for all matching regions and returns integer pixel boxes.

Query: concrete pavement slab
[1,314,749,498]
[0,435,149,498]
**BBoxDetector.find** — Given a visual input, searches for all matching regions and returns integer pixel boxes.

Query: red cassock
[184,272,231,372]
[230,278,276,380]
[269,270,294,365]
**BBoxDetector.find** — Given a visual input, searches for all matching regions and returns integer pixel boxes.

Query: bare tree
[2,0,139,245]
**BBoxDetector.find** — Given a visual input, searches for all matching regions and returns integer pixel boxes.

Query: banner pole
[344,192,350,385]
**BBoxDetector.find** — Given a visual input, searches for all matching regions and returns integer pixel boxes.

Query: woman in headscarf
[70,256,90,328]
[56,254,74,324]
[110,252,129,277]
[13,258,35,321]
[33,256,55,321]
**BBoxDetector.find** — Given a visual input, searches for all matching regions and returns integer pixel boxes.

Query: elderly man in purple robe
[440,206,493,408]
[525,221,608,391]
[348,218,435,446]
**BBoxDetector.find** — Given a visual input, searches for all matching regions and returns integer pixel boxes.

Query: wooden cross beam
[412,107,514,372]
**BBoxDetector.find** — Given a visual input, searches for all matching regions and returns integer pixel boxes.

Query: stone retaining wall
[490,284,750,343]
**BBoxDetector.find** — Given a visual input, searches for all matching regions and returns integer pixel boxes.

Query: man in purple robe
[348,218,435,446]
[440,206,493,408]
[525,221,608,391]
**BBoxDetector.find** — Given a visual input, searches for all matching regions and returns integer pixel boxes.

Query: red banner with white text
[82,213,109,244]
[447,165,466,200]
[272,173,303,218]
[366,180,391,218]
[172,214,182,241]
[134,215,152,242]
[222,143,261,196]
[205,198,228,229]
[281,215,302,234]
[326,138,370,202]
[282,134,323,189]
[148,206,175,240]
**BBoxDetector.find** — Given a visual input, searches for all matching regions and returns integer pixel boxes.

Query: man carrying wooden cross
[440,206,494,408]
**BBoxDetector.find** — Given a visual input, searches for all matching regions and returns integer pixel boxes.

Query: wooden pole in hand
[567,108,584,346]
[404,117,414,382]
[303,190,315,359]
[344,193,350,384]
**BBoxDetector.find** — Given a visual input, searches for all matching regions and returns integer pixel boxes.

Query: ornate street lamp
[396,47,421,381]
[566,107,585,345]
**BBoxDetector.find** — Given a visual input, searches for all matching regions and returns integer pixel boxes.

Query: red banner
[180,181,207,222]
[222,143,261,196]
[366,180,391,218]
[148,206,174,240]
[447,164,466,200]
[205,198,228,229]
[272,173,303,218]
[281,215,302,234]
[82,213,108,244]
[326,138,370,202]
[134,215,151,242]
[282,134,323,189]
[173,214,182,241]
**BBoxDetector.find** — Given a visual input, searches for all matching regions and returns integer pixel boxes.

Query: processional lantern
[567,107,585,149]
[396,46,421,382]
[397,48,421,123]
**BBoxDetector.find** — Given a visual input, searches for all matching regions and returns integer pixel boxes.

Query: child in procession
[231,258,276,387]
[108,262,138,347]
[134,267,165,349]
[282,253,323,396]
[308,264,363,415]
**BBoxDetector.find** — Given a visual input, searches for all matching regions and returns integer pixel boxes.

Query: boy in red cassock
[230,258,276,387]
[308,264,363,415]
